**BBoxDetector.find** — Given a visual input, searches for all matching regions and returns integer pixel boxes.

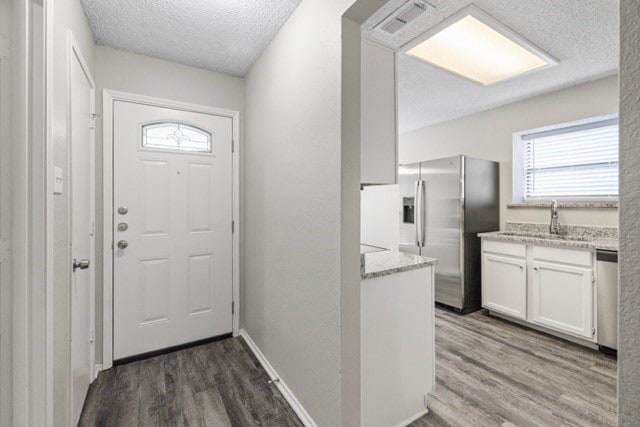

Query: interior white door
[70,48,95,426]
[113,101,233,360]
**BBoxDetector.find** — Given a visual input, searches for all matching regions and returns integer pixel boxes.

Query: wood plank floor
[79,337,303,426]
[413,308,617,427]
[81,308,616,426]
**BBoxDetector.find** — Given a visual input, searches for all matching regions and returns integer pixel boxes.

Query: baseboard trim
[93,364,103,381]
[239,329,317,427]
[395,408,429,427]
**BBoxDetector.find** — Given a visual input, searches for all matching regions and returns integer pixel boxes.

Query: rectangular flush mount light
[403,5,557,86]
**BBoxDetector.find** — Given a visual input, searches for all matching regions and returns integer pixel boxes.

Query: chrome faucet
[550,199,560,234]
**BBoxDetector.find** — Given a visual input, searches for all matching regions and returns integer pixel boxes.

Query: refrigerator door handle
[414,181,420,245]
[420,180,426,246]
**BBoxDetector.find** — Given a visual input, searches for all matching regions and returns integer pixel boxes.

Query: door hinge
[592,326,596,336]
[0,33,10,60]
[89,328,95,343]
[592,274,596,284]
[232,139,235,153]
[90,220,96,236]
[89,113,100,130]
[232,301,235,315]
[232,220,235,234]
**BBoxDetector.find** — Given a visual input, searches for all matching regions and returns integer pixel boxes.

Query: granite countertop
[479,222,619,252]
[361,250,437,280]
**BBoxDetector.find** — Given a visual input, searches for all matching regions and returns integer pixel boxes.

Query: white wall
[94,45,244,363]
[50,0,96,425]
[361,185,399,250]
[619,1,640,423]
[242,0,358,424]
[399,76,619,229]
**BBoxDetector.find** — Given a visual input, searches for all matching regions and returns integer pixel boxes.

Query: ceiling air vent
[375,1,434,35]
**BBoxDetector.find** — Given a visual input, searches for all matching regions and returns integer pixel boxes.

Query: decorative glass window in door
[142,122,212,153]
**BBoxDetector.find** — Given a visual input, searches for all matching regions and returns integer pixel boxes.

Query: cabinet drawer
[532,245,592,267]
[483,240,526,258]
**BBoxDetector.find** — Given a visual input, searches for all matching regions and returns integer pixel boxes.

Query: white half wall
[399,76,619,229]
[94,46,244,365]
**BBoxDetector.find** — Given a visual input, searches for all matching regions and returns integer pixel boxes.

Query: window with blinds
[522,119,619,201]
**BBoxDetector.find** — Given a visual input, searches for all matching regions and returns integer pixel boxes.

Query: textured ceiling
[81,0,303,77]
[363,0,619,133]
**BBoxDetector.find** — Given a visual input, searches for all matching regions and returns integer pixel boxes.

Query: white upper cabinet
[361,39,397,185]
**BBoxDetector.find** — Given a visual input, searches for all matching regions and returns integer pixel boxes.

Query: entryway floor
[413,308,617,426]
[79,337,303,426]
[81,308,616,426]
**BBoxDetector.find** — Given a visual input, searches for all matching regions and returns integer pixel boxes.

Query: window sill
[507,202,619,209]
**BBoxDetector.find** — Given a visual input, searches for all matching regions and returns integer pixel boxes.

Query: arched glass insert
[142,122,212,153]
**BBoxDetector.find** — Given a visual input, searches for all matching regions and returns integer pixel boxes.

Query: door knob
[117,240,128,249]
[117,206,128,215]
[117,222,128,231]
[73,258,90,271]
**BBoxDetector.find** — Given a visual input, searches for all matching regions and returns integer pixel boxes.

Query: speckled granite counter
[361,250,437,280]
[479,222,619,251]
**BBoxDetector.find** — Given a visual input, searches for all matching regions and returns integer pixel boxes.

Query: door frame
[67,30,96,420]
[102,90,241,370]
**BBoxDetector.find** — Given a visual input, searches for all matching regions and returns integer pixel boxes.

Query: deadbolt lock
[117,240,128,249]
[117,206,128,215]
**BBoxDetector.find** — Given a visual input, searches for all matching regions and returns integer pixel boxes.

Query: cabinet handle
[519,265,524,270]
[534,267,539,271]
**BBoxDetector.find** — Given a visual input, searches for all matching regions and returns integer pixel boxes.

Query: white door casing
[112,100,233,360]
[69,35,96,426]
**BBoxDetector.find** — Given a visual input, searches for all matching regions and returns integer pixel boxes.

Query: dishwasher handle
[597,250,618,263]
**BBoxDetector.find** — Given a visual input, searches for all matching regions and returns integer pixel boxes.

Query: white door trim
[67,29,96,421]
[102,90,240,370]
[12,0,54,424]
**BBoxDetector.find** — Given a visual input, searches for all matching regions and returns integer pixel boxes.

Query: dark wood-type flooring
[80,308,616,426]
[79,337,303,426]
[413,309,617,427]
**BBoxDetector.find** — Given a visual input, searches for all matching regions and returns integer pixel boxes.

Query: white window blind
[523,120,619,201]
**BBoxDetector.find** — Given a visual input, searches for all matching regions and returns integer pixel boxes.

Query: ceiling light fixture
[402,5,557,86]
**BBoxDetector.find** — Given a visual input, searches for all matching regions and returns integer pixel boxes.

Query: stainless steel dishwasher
[597,250,618,353]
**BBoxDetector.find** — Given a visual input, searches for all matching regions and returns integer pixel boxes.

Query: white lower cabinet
[482,240,595,342]
[482,254,527,320]
[530,260,593,338]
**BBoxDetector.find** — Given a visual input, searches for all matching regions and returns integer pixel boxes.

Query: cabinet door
[482,254,527,319]
[361,40,397,185]
[530,261,593,339]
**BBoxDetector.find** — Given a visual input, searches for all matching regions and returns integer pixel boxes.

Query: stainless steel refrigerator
[399,156,499,313]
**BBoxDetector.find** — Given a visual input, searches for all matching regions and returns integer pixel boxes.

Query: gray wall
[50,0,96,425]
[619,0,640,424]
[0,0,12,423]
[400,76,619,229]
[242,0,357,424]
[94,45,245,363]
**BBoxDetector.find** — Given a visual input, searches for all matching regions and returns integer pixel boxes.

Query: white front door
[112,100,233,361]
[70,46,95,425]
